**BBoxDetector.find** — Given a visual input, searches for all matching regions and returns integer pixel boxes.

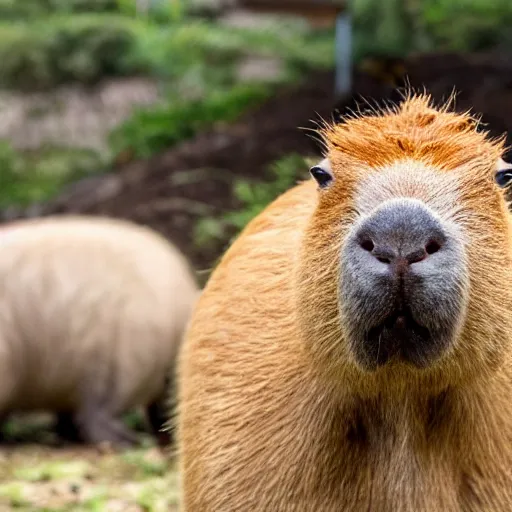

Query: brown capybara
[177,95,512,511]
[0,215,198,447]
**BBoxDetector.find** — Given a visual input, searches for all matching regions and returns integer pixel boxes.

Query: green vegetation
[0,142,105,207]
[1,0,510,209]
[194,154,311,249]
[109,18,333,158]
[0,15,142,91]
[423,0,512,52]
[0,444,179,511]
[353,0,512,58]
[110,84,271,159]
[0,1,334,207]
[0,0,118,20]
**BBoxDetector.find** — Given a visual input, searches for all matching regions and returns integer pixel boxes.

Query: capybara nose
[354,198,446,277]
[341,197,466,369]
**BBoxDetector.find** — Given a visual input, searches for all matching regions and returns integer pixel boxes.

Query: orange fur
[177,95,512,511]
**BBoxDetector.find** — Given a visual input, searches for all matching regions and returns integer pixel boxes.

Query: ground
[0,414,177,511]
[0,444,178,511]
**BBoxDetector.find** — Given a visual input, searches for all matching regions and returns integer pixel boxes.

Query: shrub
[111,21,334,159]
[0,142,104,207]
[0,15,143,90]
[423,0,512,52]
[109,83,271,159]
[0,0,118,19]
[352,0,512,58]
[128,20,334,80]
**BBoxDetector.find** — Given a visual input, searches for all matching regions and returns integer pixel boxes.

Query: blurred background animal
[0,215,198,448]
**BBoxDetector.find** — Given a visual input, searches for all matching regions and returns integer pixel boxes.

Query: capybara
[0,215,198,447]
[177,95,512,510]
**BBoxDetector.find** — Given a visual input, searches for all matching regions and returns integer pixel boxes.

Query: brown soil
[3,50,512,275]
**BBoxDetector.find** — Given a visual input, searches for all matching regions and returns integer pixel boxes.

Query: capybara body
[178,96,512,511]
[0,215,198,446]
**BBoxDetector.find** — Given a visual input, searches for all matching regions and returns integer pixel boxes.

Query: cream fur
[0,215,198,427]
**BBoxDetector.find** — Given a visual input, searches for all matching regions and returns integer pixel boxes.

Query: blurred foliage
[423,0,512,52]
[0,0,118,19]
[108,18,333,157]
[0,141,105,207]
[117,0,186,22]
[0,4,333,208]
[194,154,310,249]
[127,19,333,80]
[353,0,420,58]
[0,0,509,90]
[110,84,271,159]
[0,1,334,90]
[353,0,512,58]
[0,0,183,20]
[0,15,143,91]
[0,0,510,211]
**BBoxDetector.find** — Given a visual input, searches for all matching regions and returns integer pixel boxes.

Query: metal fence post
[335,7,352,97]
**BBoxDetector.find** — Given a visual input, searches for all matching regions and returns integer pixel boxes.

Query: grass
[0,142,106,208]
[194,153,312,250]
[0,415,177,511]
[0,445,179,511]
[109,83,272,160]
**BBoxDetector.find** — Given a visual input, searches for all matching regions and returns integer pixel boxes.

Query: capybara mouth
[364,307,432,367]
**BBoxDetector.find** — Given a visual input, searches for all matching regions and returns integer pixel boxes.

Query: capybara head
[296,94,512,389]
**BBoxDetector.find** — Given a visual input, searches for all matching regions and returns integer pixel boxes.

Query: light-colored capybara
[0,214,198,447]
[177,95,512,510]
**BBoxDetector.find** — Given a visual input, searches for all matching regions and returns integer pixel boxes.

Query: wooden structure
[238,0,352,97]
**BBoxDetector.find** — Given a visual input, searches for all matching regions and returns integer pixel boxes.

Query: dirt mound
[3,50,512,274]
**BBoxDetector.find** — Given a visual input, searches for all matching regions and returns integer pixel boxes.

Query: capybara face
[297,96,512,382]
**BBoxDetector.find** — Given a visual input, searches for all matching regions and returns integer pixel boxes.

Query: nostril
[425,240,441,255]
[360,238,375,252]
[358,236,394,264]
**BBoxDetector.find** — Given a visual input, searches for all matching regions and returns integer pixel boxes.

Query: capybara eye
[495,169,512,188]
[310,166,333,189]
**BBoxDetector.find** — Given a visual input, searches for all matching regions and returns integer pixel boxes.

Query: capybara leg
[75,400,139,448]
[79,410,139,448]
[0,413,9,443]
[55,412,81,443]
[147,371,174,447]
[147,400,172,447]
